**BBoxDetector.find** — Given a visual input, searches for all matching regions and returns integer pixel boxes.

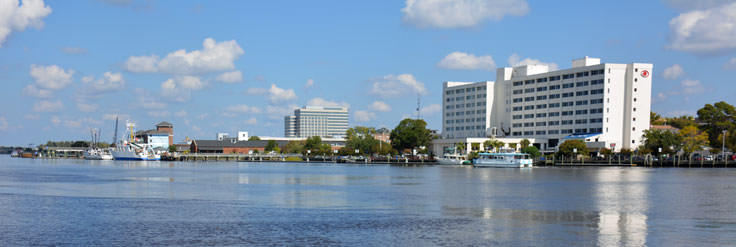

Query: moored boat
[473,152,533,168]
[437,153,470,165]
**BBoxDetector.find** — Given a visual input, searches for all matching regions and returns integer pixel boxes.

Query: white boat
[110,121,161,161]
[84,148,113,160]
[437,153,470,165]
[473,152,533,168]
[111,143,160,161]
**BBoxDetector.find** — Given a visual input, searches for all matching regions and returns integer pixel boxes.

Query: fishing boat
[84,128,113,160]
[437,153,470,165]
[110,121,160,161]
[473,152,533,168]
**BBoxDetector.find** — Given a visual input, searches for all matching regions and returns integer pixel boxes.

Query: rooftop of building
[156,121,173,127]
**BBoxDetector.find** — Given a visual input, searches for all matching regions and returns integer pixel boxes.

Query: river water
[1,155,735,246]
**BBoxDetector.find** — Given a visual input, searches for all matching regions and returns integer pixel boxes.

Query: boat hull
[111,150,160,161]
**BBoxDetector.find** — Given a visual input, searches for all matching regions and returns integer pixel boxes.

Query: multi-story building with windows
[440,57,652,152]
[284,106,349,138]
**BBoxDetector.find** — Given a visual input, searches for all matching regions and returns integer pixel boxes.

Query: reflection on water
[595,168,649,246]
[1,157,736,246]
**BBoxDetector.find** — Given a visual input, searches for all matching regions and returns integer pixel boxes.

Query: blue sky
[1,0,736,146]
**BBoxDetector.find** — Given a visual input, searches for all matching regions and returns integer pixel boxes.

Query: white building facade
[441,57,652,152]
[284,106,349,138]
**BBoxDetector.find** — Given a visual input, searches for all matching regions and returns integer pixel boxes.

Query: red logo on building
[641,70,649,78]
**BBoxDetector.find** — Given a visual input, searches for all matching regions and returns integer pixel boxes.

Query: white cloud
[102,114,129,121]
[33,100,63,112]
[724,58,736,70]
[267,84,296,103]
[266,105,298,119]
[76,101,98,112]
[51,116,101,129]
[245,84,296,103]
[0,116,7,131]
[370,101,392,112]
[354,110,376,122]
[147,111,169,118]
[420,104,442,116]
[401,0,529,28]
[369,74,427,98]
[507,53,559,71]
[681,79,705,94]
[244,117,257,125]
[307,97,350,108]
[668,2,736,54]
[662,64,685,80]
[22,84,52,98]
[215,70,242,83]
[82,72,125,93]
[226,104,261,114]
[160,76,205,102]
[245,87,267,94]
[305,78,314,88]
[663,0,733,10]
[0,0,52,47]
[61,46,87,54]
[29,64,74,90]
[175,110,188,117]
[437,51,496,70]
[124,38,244,74]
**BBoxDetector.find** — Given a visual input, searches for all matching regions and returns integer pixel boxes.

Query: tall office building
[284,106,349,138]
[442,57,652,151]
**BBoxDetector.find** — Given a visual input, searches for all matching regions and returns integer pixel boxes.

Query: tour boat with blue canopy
[473,152,533,168]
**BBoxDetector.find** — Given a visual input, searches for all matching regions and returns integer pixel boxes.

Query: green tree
[304,136,323,152]
[718,130,736,152]
[600,148,613,158]
[521,146,541,158]
[679,125,709,155]
[71,141,89,147]
[483,140,492,151]
[248,136,261,141]
[667,115,697,129]
[373,141,396,155]
[345,126,379,154]
[489,139,504,152]
[642,129,683,156]
[520,139,531,148]
[508,143,518,150]
[284,141,304,154]
[697,101,736,148]
[455,142,466,153]
[651,112,666,125]
[471,143,480,151]
[265,140,278,152]
[390,118,431,153]
[168,145,177,153]
[558,139,587,156]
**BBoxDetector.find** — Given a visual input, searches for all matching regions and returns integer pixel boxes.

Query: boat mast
[112,117,119,145]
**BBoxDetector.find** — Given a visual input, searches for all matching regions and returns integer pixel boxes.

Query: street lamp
[723,130,728,161]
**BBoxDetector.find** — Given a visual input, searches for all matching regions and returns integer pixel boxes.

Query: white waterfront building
[440,57,652,152]
[284,106,349,138]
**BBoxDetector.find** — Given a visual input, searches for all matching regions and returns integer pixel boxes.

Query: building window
[536,95,547,100]
[590,99,603,104]
[576,100,588,106]
[576,91,589,96]
[513,98,523,103]
[525,105,534,110]
[590,89,604,95]
[536,104,547,109]
[549,103,560,108]
[525,97,535,102]
[536,78,548,83]
[536,113,547,118]
[563,83,574,89]
[537,86,548,92]
[562,92,574,98]
[525,80,535,85]
[525,88,535,93]
[591,79,604,85]
[524,122,534,127]
[513,89,523,95]
[549,75,561,81]
[549,85,560,90]
[524,114,534,119]
[536,131,546,135]
[549,112,560,116]
[562,74,574,80]
[576,81,589,87]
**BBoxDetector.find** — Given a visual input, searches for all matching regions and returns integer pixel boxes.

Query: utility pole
[416,93,421,120]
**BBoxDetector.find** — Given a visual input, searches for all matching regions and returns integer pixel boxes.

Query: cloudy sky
[1,0,735,145]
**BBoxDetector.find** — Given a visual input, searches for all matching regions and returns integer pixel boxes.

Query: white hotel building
[437,57,652,153]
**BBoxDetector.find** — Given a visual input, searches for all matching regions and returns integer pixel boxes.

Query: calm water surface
[1,155,735,246]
